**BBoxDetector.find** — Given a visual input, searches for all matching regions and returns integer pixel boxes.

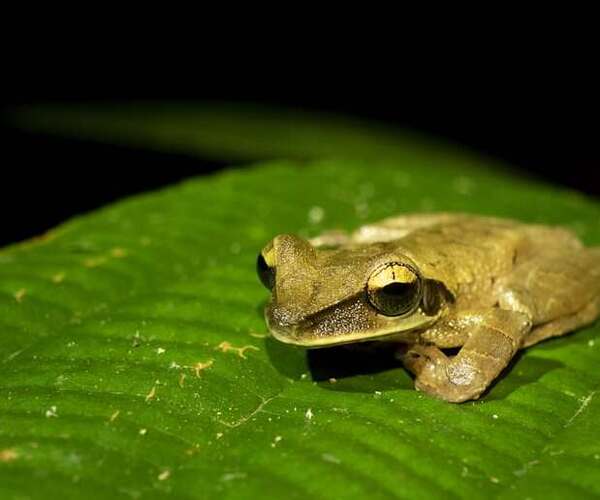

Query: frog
[256,213,600,402]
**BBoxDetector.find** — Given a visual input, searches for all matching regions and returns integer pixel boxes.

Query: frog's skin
[257,213,600,402]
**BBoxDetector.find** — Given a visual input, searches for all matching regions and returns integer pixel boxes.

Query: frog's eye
[366,262,422,316]
[256,253,276,290]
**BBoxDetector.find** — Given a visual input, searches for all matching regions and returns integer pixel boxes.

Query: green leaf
[2,106,600,499]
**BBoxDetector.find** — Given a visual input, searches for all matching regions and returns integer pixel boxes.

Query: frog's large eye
[366,262,422,316]
[256,253,276,290]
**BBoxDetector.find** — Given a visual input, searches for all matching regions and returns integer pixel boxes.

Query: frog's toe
[415,376,486,403]
[397,344,446,373]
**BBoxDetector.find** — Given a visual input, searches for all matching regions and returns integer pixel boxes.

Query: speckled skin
[259,213,600,402]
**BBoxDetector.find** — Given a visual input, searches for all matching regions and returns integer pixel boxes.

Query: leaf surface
[2,106,600,499]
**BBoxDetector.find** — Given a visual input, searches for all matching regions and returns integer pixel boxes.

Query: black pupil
[377,281,417,315]
[382,282,412,297]
[256,254,275,290]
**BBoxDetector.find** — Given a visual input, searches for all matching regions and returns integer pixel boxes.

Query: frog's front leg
[398,309,532,402]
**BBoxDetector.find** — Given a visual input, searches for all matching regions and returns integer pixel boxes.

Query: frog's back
[352,213,592,295]
[394,215,524,296]
[362,213,580,296]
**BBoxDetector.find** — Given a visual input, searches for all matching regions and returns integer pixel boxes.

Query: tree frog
[257,213,600,402]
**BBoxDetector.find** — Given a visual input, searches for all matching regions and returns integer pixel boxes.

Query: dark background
[1,68,598,247]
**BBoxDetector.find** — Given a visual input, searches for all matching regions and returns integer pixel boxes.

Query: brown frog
[257,213,600,402]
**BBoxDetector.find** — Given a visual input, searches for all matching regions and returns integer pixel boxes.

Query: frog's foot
[398,309,532,403]
[398,344,488,403]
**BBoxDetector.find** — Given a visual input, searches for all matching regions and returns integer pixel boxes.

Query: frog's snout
[264,301,312,343]
[267,303,306,329]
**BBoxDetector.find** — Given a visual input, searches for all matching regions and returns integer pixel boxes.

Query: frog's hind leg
[508,246,600,348]
[499,246,600,323]
[523,297,600,348]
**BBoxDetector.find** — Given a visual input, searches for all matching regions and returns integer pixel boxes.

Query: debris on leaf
[0,448,19,462]
[51,272,65,283]
[83,256,107,268]
[145,386,157,402]
[110,247,127,258]
[215,341,259,359]
[191,360,213,377]
[14,288,26,303]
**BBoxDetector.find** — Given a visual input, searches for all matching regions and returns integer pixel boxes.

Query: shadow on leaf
[263,337,310,380]
[307,342,413,393]
[264,338,412,392]
[482,352,564,401]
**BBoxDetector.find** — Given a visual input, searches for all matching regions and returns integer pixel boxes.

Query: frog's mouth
[268,325,409,348]
[265,297,440,348]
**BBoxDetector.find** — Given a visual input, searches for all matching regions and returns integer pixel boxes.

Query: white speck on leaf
[158,469,170,481]
[492,414,498,419]
[221,472,247,482]
[156,347,166,355]
[588,339,595,347]
[45,406,58,418]
[308,206,325,224]
[322,453,341,464]
[139,428,147,436]
[305,408,314,420]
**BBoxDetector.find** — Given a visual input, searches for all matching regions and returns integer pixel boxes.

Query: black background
[2,56,598,247]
